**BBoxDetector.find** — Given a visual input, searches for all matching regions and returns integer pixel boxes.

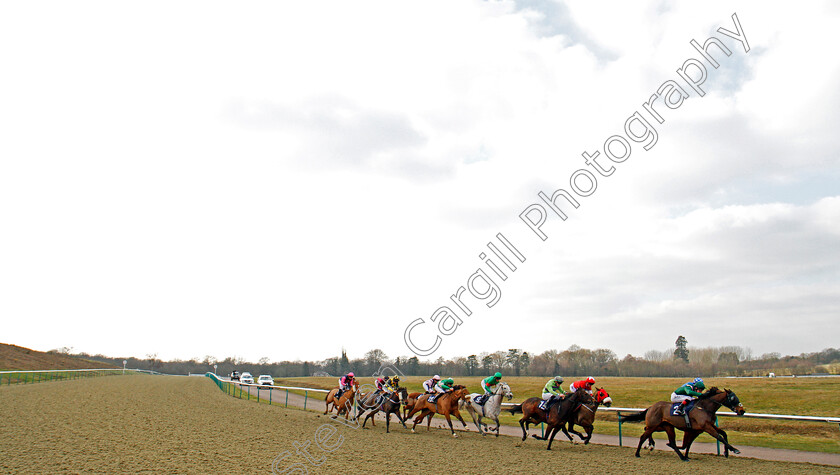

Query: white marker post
[123,360,127,375]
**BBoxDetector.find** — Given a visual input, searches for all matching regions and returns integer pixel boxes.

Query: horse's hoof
[732,449,740,455]
[635,453,641,458]
[410,429,415,433]
[452,433,458,438]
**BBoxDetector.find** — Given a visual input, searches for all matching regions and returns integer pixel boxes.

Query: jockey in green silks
[481,372,502,395]
[671,377,706,415]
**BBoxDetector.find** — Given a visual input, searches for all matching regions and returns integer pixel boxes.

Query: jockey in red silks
[569,376,595,394]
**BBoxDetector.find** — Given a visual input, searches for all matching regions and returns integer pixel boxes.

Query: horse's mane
[698,386,722,400]
[452,384,466,390]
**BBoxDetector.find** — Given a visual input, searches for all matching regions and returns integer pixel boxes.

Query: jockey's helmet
[444,378,454,384]
[347,372,355,378]
[694,377,704,384]
[554,376,564,383]
[586,376,595,384]
[494,372,502,379]
[392,376,400,382]
[433,374,441,380]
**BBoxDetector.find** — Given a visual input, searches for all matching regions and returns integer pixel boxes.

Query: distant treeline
[60,345,840,379]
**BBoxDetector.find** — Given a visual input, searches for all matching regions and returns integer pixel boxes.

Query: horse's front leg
[494,417,500,437]
[444,413,457,437]
[681,430,700,459]
[706,425,739,456]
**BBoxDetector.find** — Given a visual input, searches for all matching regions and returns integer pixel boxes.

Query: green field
[2,374,838,473]
[273,375,840,453]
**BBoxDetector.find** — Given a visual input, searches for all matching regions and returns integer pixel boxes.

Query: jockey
[373,376,386,393]
[481,372,503,395]
[422,375,442,393]
[542,376,567,409]
[384,375,400,393]
[434,378,454,394]
[671,377,706,415]
[569,376,596,394]
[337,372,355,398]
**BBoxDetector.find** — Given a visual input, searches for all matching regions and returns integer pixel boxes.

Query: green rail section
[0,368,135,385]
[205,372,327,411]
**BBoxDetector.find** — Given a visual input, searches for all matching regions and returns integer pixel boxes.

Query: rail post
[285,389,289,408]
[304,391,308,411]
[257,387,260,404]
[617,411,623,447]
[541,422,544,438]
[715,416,720,455]
[269,388,272,405]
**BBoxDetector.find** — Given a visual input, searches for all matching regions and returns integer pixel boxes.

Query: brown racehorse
[324,380,359,415]
[326,381,360,420]
[620,387,745,460]
[359,387,409,433]
[403,392,433,426]
[561,387,613,444]
[508,388,586,450]
[407,385,470,437]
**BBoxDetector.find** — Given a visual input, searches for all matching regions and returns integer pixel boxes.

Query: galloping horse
[327,381,360,420]
[561,387,613,444]
[324,380,359,415]
[620,387,745,460]
[407,385,470,437]
[358,387,409,433]
[403,391,433,426]
[462,382,514,437]
[508,388,586,450]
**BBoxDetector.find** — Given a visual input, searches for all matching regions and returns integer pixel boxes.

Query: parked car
[240,372,254,384]
[230,371,240,381]
[257,375,274,386]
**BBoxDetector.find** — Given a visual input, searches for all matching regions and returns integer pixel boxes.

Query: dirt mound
[0,342,116,370]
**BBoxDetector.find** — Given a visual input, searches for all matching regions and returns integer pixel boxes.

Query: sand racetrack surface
[2,374,838,474]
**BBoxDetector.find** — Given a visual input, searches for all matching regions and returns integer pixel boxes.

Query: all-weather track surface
[3,374,831,474]
[241,383,840,467]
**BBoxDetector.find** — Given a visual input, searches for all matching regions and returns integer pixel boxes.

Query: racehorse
[403,391,433,426]
[462,382,514,437]
[561,387,613,444]
[508,388,586,450]
[407,385,470,437]
[358,387,409,433]
[324,380,359,415]
[620,387,745,460]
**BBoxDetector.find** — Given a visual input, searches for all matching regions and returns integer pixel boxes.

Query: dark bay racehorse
[359,387,409,433]
[562,387,613,444]
[508,388,586,450]
[620,387,745,460]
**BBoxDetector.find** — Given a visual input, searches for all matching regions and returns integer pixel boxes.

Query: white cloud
[0,1,838,362]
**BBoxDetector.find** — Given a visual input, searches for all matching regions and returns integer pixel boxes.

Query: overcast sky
[1,1,838,365]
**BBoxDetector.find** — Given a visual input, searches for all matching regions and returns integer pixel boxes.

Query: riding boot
[675,400,687,416]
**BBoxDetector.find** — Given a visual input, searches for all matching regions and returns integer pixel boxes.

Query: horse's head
[397,387,408,403]
[452,385,469,399]
[497,382,514,400]
[723,388,745,415]
[594,387,612,407]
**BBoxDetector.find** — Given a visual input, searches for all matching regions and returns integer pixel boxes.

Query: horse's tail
[619,409,648,423]
[507,404,523,415]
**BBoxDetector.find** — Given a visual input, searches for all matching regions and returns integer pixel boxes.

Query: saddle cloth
[671,400,698,415]
[428,394,438,403]
[474,394,488,405]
